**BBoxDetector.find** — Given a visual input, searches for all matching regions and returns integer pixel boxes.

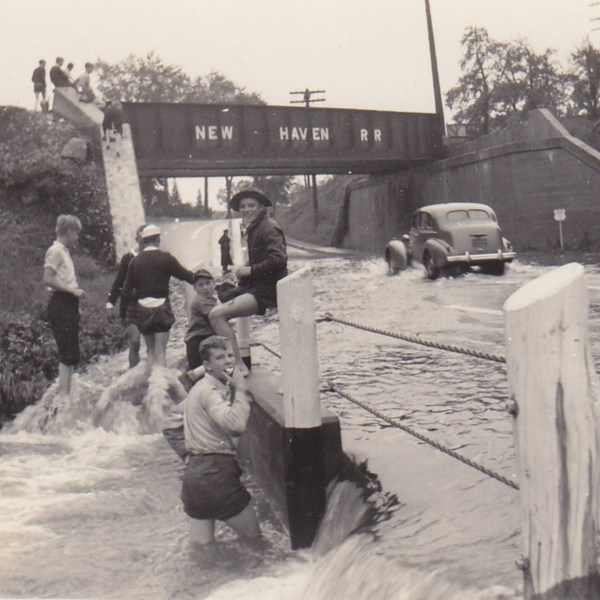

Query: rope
[320,313,506,364]
[325,382,519,491]
[250,341,282,359]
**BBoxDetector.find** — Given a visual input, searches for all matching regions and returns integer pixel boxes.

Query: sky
[2,0,598,204]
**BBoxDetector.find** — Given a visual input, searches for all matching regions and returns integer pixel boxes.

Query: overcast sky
[2,0,598,203]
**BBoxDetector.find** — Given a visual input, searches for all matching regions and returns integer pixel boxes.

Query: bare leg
[144,334,155,374]
[189,518,215,544]
[57,362,74,398]
[154,331,170,367]
[126,324,141,368]
[225,502,260,539]
[209,294,258,373]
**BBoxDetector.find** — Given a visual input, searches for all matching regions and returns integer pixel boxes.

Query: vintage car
[385,202,516,279]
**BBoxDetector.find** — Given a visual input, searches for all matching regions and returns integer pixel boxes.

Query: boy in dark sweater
[122,224,194,373]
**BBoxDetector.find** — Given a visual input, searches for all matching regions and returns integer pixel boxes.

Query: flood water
[1,241,599,599]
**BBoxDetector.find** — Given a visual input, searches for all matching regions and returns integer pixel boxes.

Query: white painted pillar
[277,265,321,428]
[504,262,600,598]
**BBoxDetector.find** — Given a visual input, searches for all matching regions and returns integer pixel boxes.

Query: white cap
[141,224,160,239]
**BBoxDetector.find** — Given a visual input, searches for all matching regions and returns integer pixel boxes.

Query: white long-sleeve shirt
[183,373,251,455]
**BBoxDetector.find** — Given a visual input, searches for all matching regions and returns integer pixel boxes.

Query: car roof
[418,202,495,215]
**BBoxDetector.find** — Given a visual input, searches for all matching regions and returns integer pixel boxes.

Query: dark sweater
[107,251,136,318]
[122,248,193,302]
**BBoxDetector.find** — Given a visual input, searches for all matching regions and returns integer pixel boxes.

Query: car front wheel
[423,252,440,280]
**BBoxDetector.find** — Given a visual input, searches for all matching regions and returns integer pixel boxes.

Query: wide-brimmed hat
[228,187,272,212]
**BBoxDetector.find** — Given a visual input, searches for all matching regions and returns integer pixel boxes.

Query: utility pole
[424,0,446,144]
[290,88,326,107]
[290,89,326,224]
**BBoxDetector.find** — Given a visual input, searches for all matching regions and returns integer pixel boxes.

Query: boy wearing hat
[122,224,194,373]
[185,268,218,370]
[209,186,287,375]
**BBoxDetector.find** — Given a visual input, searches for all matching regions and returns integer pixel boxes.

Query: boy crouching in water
[181,336,260,544]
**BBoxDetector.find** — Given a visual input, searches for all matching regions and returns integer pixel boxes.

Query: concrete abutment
[335,109,600,253]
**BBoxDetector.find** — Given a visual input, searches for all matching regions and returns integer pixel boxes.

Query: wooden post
[504,263,600,599]
[277,265,326,547]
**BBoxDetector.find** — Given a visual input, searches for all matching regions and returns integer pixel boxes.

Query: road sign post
[553,208,566,250]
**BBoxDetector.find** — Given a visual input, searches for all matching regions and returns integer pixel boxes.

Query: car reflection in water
[385,202,516,279]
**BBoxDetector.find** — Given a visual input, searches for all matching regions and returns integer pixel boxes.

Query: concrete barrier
[237,366,343,549]
[51,88,145,260]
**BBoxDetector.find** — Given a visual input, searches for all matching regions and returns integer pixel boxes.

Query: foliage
[214,175,295,212]
[277,175,359,245]
[0,107,114,262]
[446,27,580,132]
[95,52,264,105]
[569,39,600,119]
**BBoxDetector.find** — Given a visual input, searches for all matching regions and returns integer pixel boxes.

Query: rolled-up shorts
[47,292,80,366]
[123,303,139,327]
[136,299,175,334]
[221,283,278,316]
[181,454,251,521]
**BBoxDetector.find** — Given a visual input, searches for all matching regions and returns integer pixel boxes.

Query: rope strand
[319,313,506,364]
[325,382,518,491]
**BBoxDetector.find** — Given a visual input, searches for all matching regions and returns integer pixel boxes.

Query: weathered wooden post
[504,263,600,599]
[277,265,326,548]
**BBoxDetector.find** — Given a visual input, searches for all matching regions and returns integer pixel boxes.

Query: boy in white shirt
[181,336,260,544]
[43,214,85,399]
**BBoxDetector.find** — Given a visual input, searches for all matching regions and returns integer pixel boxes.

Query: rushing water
[1,243,599,599]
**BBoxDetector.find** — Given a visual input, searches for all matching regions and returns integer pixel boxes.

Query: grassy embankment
[276,175,359,246]
[0,107,129,423]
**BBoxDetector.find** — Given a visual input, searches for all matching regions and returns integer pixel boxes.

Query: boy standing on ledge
[181,336,260,544]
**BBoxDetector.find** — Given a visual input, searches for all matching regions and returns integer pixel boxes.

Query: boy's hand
[231,367,249,394]
[105,302,114,310]
[72,287,85,298]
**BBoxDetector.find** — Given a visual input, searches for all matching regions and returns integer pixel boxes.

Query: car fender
[385,240,409,271]
[423,238,449,267]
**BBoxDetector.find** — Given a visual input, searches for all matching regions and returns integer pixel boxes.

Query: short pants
[123,303,139,327]
[181,454,251,521]
[136,299,175,334]
[47,292,80,366]
[220,283,278,316]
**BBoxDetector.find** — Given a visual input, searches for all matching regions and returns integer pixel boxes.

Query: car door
[410,211,437,262]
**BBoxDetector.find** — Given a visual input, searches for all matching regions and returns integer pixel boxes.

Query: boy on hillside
[181,335,260,544]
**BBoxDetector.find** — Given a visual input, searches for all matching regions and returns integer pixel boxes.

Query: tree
[447,28,568,132]
[570,39,600,119]
[95,52,264,105]
[169,180,182,207]
[493,41,567,123]
[446,27,507,134]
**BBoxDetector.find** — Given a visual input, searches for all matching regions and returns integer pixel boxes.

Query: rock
[61,137,88,162]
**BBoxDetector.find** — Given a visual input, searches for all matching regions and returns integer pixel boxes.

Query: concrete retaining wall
[52,88,145,260]
[341,109,600,253]
[239,366,343,549]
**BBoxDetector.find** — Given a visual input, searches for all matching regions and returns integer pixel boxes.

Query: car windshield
[446,209,493,222]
